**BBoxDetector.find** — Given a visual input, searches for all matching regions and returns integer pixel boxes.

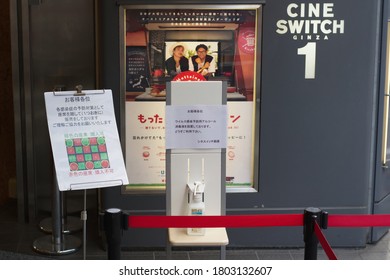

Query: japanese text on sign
[165,105,227,149]
[53,98,112,128]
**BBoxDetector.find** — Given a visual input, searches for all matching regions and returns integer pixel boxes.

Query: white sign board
[44,89,129,191]
[165,105,227,149]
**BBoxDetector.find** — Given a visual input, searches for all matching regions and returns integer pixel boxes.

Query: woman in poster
[165,44,189,77]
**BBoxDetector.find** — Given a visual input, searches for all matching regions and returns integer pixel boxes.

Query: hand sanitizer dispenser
[187,181,205,236]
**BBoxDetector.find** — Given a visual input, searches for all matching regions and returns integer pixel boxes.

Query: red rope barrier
[314,222,337,260]
[128,214,304,228]
[124,213,390,261]
[128,214,390,228]
[328,214,390,227]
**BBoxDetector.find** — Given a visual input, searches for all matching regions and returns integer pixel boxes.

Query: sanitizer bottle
[187,182,205,236]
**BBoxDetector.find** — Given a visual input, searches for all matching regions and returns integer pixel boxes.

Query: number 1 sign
[298,42,317,79]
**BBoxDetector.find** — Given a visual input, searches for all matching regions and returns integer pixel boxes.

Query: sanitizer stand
[166,81,228,259]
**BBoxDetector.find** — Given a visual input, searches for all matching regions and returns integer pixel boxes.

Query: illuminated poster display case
[120,5,262,193]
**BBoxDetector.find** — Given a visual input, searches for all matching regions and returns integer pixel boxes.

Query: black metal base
[32,235,82,256]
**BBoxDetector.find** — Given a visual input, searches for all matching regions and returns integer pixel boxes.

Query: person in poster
[165,44,189,77]
[189,44,215,77]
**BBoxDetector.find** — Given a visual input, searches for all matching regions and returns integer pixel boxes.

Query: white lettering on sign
[275,2,345,79]
[297,42,317,79]
[276,19,344,36]
[276,2,344,40]
[287,3,334,18]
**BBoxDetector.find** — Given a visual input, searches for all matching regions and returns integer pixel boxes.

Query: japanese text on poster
[125,102,253,189]
[126,46,149,92]
[125,102,166,187]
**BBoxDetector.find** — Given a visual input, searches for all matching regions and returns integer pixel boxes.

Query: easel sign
[44,89,129,191]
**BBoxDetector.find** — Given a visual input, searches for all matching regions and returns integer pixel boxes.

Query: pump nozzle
[187,181,205,196]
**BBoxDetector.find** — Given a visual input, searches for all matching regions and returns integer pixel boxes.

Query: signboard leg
[32,177,82,255]
[38,192,83,234]
[220,246,226,260]
[81,190,88,260]
[166,232,172,260]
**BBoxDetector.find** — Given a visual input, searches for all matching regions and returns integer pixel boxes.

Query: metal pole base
[32,235,82,256]
[39,217,83,234]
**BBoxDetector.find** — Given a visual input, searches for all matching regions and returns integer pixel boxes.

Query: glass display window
[120,5,262,193]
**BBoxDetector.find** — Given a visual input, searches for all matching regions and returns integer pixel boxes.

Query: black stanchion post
[104,208,123,260]
[303,207,322,260]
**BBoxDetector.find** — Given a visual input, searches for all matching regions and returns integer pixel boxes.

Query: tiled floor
[1,198,390,260]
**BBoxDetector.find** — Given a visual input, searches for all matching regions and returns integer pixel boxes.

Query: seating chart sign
[44,89,129,191]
